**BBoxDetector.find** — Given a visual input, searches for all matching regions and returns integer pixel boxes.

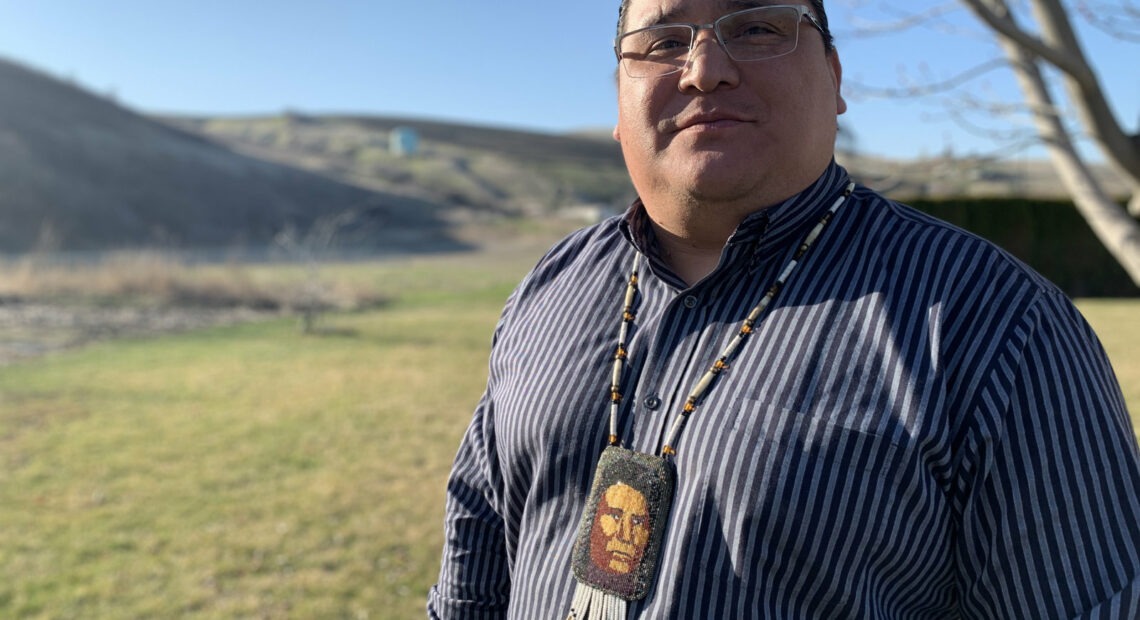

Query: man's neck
[639,166,834,286]
[648,215,734,288]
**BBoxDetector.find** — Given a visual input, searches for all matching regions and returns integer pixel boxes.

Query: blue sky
[0,1,1135,160]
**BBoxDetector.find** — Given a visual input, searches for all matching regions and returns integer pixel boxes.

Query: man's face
[589,482,651,574]
[614,0,846,210]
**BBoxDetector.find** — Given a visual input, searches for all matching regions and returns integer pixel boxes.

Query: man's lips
[671,112,751,132]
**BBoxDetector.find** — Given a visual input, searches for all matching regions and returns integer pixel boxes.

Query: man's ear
[613,124,621,142]
[829,51,847,115]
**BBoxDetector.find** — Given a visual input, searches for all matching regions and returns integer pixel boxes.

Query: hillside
[0,58,460,254]
[1,55,1129,257]
[162,114,636,219]
[165,114,1130,218]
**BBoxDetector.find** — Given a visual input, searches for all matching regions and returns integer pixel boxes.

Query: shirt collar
[620,160,853,264]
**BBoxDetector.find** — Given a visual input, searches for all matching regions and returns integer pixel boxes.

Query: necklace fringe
[568,583,628,620]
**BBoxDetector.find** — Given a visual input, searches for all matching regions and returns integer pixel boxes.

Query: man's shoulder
[515,216,624,280]
[536,215,628,266]
[508,215,630,301]
[850,187,1061,297]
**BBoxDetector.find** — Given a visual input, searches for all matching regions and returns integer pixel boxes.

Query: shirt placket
[622,245,753,456]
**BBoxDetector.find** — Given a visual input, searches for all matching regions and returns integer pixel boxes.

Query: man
[429,0,1140,617]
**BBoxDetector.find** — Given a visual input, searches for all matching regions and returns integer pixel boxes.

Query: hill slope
[0,58,459,254]
[166,114,1129,220]
[3,55,1127,256]
[164,114,635,219]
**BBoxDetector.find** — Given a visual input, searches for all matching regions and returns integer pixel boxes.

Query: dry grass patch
[0,252,387,313]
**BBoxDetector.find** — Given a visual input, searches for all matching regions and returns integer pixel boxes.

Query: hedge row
[905,197,1138,298]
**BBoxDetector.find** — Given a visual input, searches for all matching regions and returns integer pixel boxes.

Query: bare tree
[845,0,1140,286]
[274,204,384,333]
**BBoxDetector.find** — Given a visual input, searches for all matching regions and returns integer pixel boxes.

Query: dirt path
[0,302,275,366]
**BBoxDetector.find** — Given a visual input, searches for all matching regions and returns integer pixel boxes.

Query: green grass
[1,255,1137,618]
[1076,299,1140,439]
[0,254,527,619]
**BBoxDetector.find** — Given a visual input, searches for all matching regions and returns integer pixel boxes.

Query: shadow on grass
[300,325,361,339]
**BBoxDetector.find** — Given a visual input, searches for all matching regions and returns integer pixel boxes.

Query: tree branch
[845,57,1009,98]
[942,97,1041,143]
[1076,1,1140,42]
[958,0,1098,85]
[842,2,965,37]
[1028,0,1140,185]
[959,0,1140,189]
[986,0,1140,284]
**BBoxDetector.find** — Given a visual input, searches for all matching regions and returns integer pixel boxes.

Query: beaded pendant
[567,447,676,618]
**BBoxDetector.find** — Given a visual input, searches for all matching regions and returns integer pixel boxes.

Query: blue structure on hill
[389,127,419,157]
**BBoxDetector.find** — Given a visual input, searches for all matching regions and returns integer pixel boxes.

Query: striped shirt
[428,162,1140,619]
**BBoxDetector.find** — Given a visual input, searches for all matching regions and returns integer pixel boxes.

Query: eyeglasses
[615,5,826,79]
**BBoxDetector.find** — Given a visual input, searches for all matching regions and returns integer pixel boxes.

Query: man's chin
[607,556,635,574]
[678,152,763,188]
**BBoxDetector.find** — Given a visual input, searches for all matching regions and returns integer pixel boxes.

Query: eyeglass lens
[618,6,805,78]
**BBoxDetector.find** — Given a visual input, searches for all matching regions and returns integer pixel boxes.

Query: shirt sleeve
[428,289,523,619]
[427,389,512,619]
[955,290,1140,618]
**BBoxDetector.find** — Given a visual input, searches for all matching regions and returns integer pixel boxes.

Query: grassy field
[0,253,531,619]
[1,253,1137,619]
[1078,299,1140,438]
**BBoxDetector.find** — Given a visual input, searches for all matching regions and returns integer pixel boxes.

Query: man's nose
[618,516,634,541]
[678,30,741,92]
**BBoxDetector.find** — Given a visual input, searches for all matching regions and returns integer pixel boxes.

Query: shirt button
[682,295,699,309]
[643,396,661,410]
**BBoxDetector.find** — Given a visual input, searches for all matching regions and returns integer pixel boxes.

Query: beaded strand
[608,182,856,458]
[609,252,641,446]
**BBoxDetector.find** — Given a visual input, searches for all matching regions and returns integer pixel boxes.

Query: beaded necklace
[567,181,857,620]
[612,180,855,456]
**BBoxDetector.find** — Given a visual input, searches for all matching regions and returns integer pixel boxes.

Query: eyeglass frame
[613,5,828,78]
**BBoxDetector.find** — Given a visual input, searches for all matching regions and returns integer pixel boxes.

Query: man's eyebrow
[727,0,785,10]
[634,6,682,29]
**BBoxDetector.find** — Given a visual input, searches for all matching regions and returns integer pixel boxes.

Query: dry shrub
[0,252,383,312]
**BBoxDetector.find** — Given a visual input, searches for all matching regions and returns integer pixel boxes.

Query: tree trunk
[962,0,1140,287]
[1025,0,1140,220]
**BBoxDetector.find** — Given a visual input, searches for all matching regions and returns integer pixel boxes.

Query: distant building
[389,127,419,157]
